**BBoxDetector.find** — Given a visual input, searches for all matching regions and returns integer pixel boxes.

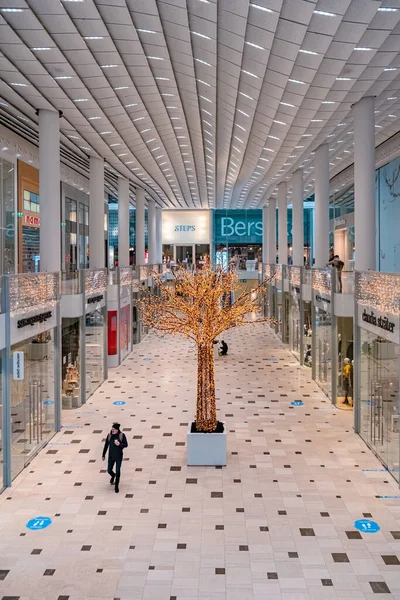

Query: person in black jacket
[219,340,228,356]
[102,422,128,493]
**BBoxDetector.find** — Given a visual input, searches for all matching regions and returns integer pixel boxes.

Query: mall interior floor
[1,324,400,600]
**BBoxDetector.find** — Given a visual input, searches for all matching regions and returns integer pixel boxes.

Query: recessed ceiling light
[250,3,273,13]
[239,92,255,100]
[118,153,128,157]
[237,109,250,117]
[322,100,336,104]
[389,114,396,117]
[110,143,121,147]
[245,41,265,50]
[201,108,212,116]
[133,117,145,122]
[74,98,89,102]
[84,36,104,40]
[273,119,287,125]
[10,82,28,87]
[100,131,112,135]
[32,47,52,51]
[299,49,319,55]
[54,76,72,80]
[384,67,397,71]
[114,86,129,90]
[191,31,211,40]
[194,58,212,67]
[161,93,175,97]
[140,129,151,133]
[236,124,246,131]
[314,9,337,16]
[311,119,322,122]
[101,64,118,68]
[124,103,138,108]
[378,7,398,11]
[241,69,259,79]
[268,135,280,140]
[200,95,212,103]
[388,96,397,100]
[136,29,157,34]
[264,148,275,152]
[302,133,312,137]
[147,56,164,60]
[166,106,178,109]
[289,78,306,84]
[280,101,295,107]
[336,77,352,81]
[354,47,372,51]
[0,7,24,11]
[155,77,170,81]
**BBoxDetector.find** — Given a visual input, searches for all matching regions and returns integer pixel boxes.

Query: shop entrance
[11,332,56,480]
[175,245,193,266]
[359,330,400,480]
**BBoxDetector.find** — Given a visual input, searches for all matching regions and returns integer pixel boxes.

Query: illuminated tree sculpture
[139,264,272,433]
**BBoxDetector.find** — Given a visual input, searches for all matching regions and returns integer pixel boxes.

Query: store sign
[313,291,331,313]
[11,306,57,345]
[162,210,210,244]
[13,351,24,380]
[85,293,106,313]
[214,209,263,244]
[24,215,40,227]
[358,307,399,344]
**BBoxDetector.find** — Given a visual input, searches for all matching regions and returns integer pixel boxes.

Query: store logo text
[221,217,263,237]
[362,309,395,333]
[174,225,196,231]
[17,311,52,328]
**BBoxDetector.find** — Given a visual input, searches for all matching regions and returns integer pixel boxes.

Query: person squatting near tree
[102,422,128,493]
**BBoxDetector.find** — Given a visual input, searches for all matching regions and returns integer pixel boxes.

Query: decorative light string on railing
[356,271,400,316]
[9,273,60,315]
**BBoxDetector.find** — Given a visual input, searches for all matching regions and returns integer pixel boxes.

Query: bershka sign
[359,308,399,344]
[214,209,263,244]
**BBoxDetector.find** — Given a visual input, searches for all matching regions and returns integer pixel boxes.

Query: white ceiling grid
[1,0,400,208]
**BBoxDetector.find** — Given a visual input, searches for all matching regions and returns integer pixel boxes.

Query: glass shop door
[359,330,400,481]
[175,245,194,268]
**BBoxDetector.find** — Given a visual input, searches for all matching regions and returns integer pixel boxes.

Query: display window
[336,317,354,410]
[17,161,40,273]
[61,317,81,409]
[0,158,16,276]
[84,269,107,400]
[356,271,400,482]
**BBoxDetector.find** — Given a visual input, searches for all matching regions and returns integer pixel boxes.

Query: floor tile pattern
[0,324,400,600]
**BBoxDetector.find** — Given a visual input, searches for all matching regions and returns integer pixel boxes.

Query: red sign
[24,215,40,226]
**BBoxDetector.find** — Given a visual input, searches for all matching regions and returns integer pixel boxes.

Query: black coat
[102,431,128,460]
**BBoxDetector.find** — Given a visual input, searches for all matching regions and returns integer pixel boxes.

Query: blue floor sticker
[291,401,304,406]
[26,516,52,531]
[113,400,126,406]
[144,357,152,361]
[354,519,380,533]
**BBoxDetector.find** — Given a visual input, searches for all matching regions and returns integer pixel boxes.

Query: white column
[314,143,330,266]
[354,96,376,271]
[135,188,145,265]
[292,169,304,266]
[147,198,156,265]
[155,206,162,263]
[89,157,105,269]
[118,177,129,267]
[262,205,268,263]
[39,109,60,272]
[278,182,287,265]
[268,196,276,264]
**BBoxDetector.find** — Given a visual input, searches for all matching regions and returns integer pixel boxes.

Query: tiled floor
[1,323,400,600]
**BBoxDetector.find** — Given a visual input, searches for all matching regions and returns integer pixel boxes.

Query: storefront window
[0,158,16,275]
[79,203,89,269]
[85,270,107,399]
[65,198,78,273]
[62,317,81,409]
[336,317,354,410]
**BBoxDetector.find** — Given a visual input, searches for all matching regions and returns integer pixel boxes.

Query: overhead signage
[13,351,24,380]
[214,209,262,244]
[85,293,106,313]
[87,294,103,305]
[313,291,331,313]
[17,311,52,328]
[162,210,210,244]
[11,306,57,345]
[358,307,399,344]
[24,215,40,227]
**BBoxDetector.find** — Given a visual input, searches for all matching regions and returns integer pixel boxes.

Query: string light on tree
[137,264,275,432]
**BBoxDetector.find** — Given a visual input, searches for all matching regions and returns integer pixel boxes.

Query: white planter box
[187,421,227,466]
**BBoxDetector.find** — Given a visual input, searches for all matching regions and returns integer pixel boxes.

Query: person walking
[102,422,128,493]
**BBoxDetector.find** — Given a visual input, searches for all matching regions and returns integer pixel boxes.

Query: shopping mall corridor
[1,323,400,600]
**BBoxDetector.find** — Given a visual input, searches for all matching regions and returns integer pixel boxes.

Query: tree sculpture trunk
[196,342,217,432]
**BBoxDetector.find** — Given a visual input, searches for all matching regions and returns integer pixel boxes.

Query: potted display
[28,331,51,361]
[139,264,272,466]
